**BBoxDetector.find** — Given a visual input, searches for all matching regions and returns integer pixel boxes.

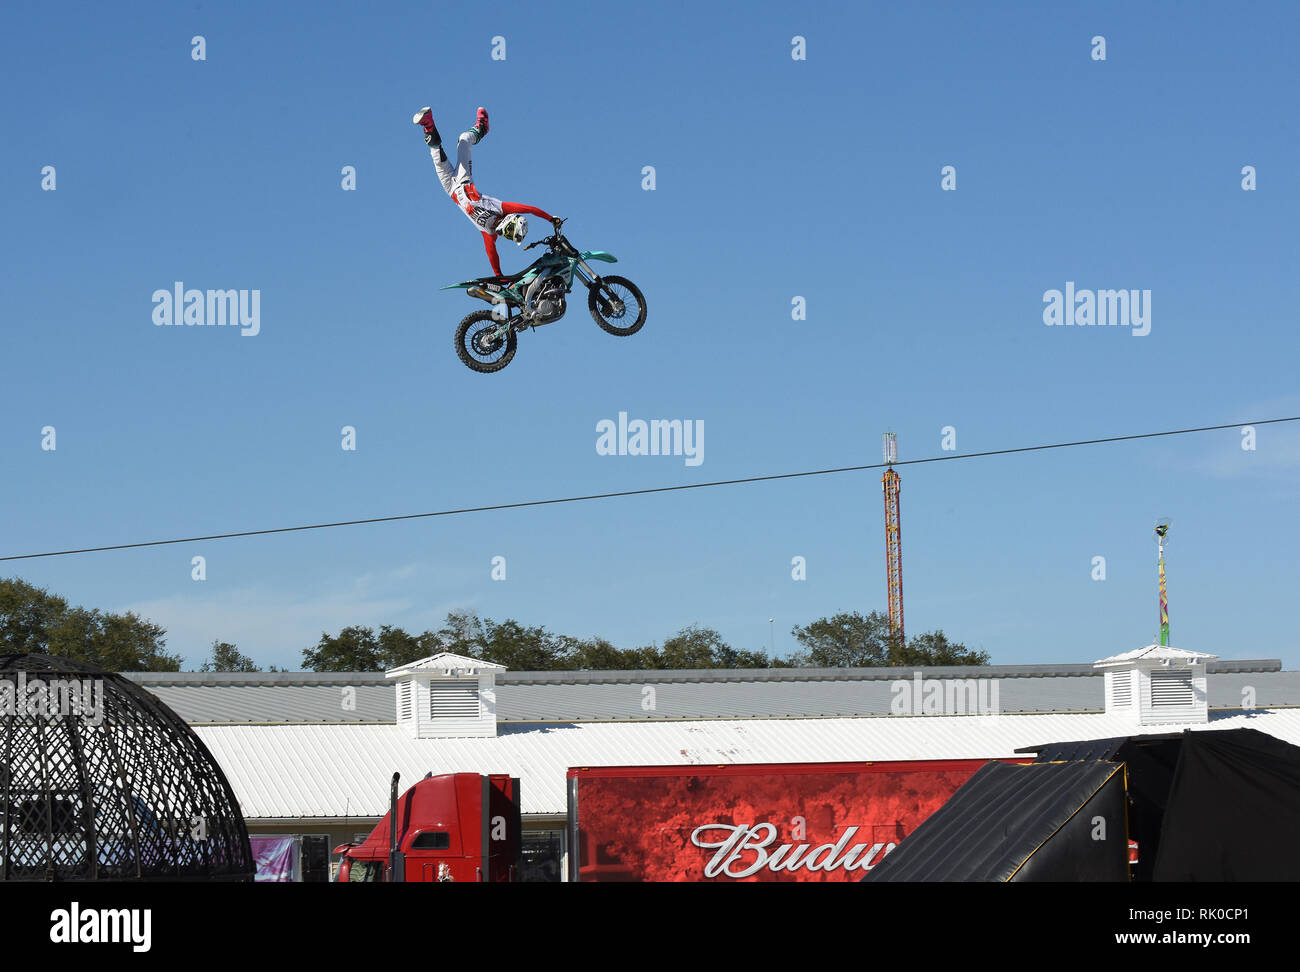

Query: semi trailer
[333,758,1021,882]
[566,758,1024,881]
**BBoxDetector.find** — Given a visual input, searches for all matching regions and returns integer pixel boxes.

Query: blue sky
[2,0,1298,669]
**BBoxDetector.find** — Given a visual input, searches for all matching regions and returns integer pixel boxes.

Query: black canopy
[867,727,1300,882]
[863,760,1129,882]
[1018,728,1300,880]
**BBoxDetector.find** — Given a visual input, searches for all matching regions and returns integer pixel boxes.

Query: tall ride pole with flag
[882,433,904,657]
[1155,521,1171,646]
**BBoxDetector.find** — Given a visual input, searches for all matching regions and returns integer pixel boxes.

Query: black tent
[866,727,1300,882]
[1023,727,1300,881]
[1027,733,1180,881]
[863,760,1130,882]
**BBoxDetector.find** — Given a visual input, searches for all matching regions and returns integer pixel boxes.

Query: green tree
[0,577,180,671]
[298,610,988,674]
[713,642,772,669]
[789,611,892,667]
[303,617,468,673]
[434,610,487,656]
[892,630,990,667]
[301,625,383,672]
[564,635,652,670]
[301,613,571,673]
[642,625,769,670]
[789,610,989,667]
[0,577,69,653]
[477,618,568,670]
[422,611,571,671]
[199,641,261,672]
[376,625,442,670]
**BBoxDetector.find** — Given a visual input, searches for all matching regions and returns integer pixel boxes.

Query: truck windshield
[347,860,386,883]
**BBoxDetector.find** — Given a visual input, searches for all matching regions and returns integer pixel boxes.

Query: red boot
[412,106,441,146]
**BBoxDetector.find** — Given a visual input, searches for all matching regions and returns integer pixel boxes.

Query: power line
[3,415,1295,563]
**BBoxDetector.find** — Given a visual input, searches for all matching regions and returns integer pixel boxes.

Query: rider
[414,106,556,278]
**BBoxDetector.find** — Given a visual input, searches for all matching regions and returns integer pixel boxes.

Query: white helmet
[497,213,528,244]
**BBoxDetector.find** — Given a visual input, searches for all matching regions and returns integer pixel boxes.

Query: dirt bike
[442,218,647,373]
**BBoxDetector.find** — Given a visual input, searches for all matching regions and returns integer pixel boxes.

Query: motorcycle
[442,218,647,373]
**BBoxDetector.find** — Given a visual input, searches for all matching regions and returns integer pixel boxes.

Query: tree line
[1,576,991,672]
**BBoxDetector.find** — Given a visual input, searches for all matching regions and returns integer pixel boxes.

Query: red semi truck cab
[333,772,521,883]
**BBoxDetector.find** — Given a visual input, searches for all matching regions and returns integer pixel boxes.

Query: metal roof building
[120,655,1300,828]
[124,658,1298,726]
[194,709,1300,822]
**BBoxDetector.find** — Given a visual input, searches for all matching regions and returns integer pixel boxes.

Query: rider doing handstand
[413,105,556,278]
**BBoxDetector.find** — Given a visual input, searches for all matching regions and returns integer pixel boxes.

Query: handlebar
[525,218,567,251]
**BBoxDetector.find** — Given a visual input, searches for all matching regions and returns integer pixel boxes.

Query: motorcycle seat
[481,270,530,284]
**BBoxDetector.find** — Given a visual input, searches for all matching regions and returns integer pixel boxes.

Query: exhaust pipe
[467,286,505,304]
[389,772,404,882]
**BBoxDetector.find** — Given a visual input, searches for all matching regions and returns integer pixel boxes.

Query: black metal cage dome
[0,654,253,881]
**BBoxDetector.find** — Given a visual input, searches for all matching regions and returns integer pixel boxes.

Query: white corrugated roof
[195,709,1300,819]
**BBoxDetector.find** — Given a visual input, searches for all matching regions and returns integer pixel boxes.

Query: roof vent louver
[385,652,502,738]
[397,680,413,723]
[1110,670,1133,707]
[1150,670,1195,707]
[1093,644,1214,726]
[430,681,480,720]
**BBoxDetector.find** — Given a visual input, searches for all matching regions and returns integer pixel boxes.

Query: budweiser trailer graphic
[566,759,1027,882]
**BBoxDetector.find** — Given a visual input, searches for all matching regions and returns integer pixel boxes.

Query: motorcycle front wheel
[588,275,647,336]
[455,309,518,373]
